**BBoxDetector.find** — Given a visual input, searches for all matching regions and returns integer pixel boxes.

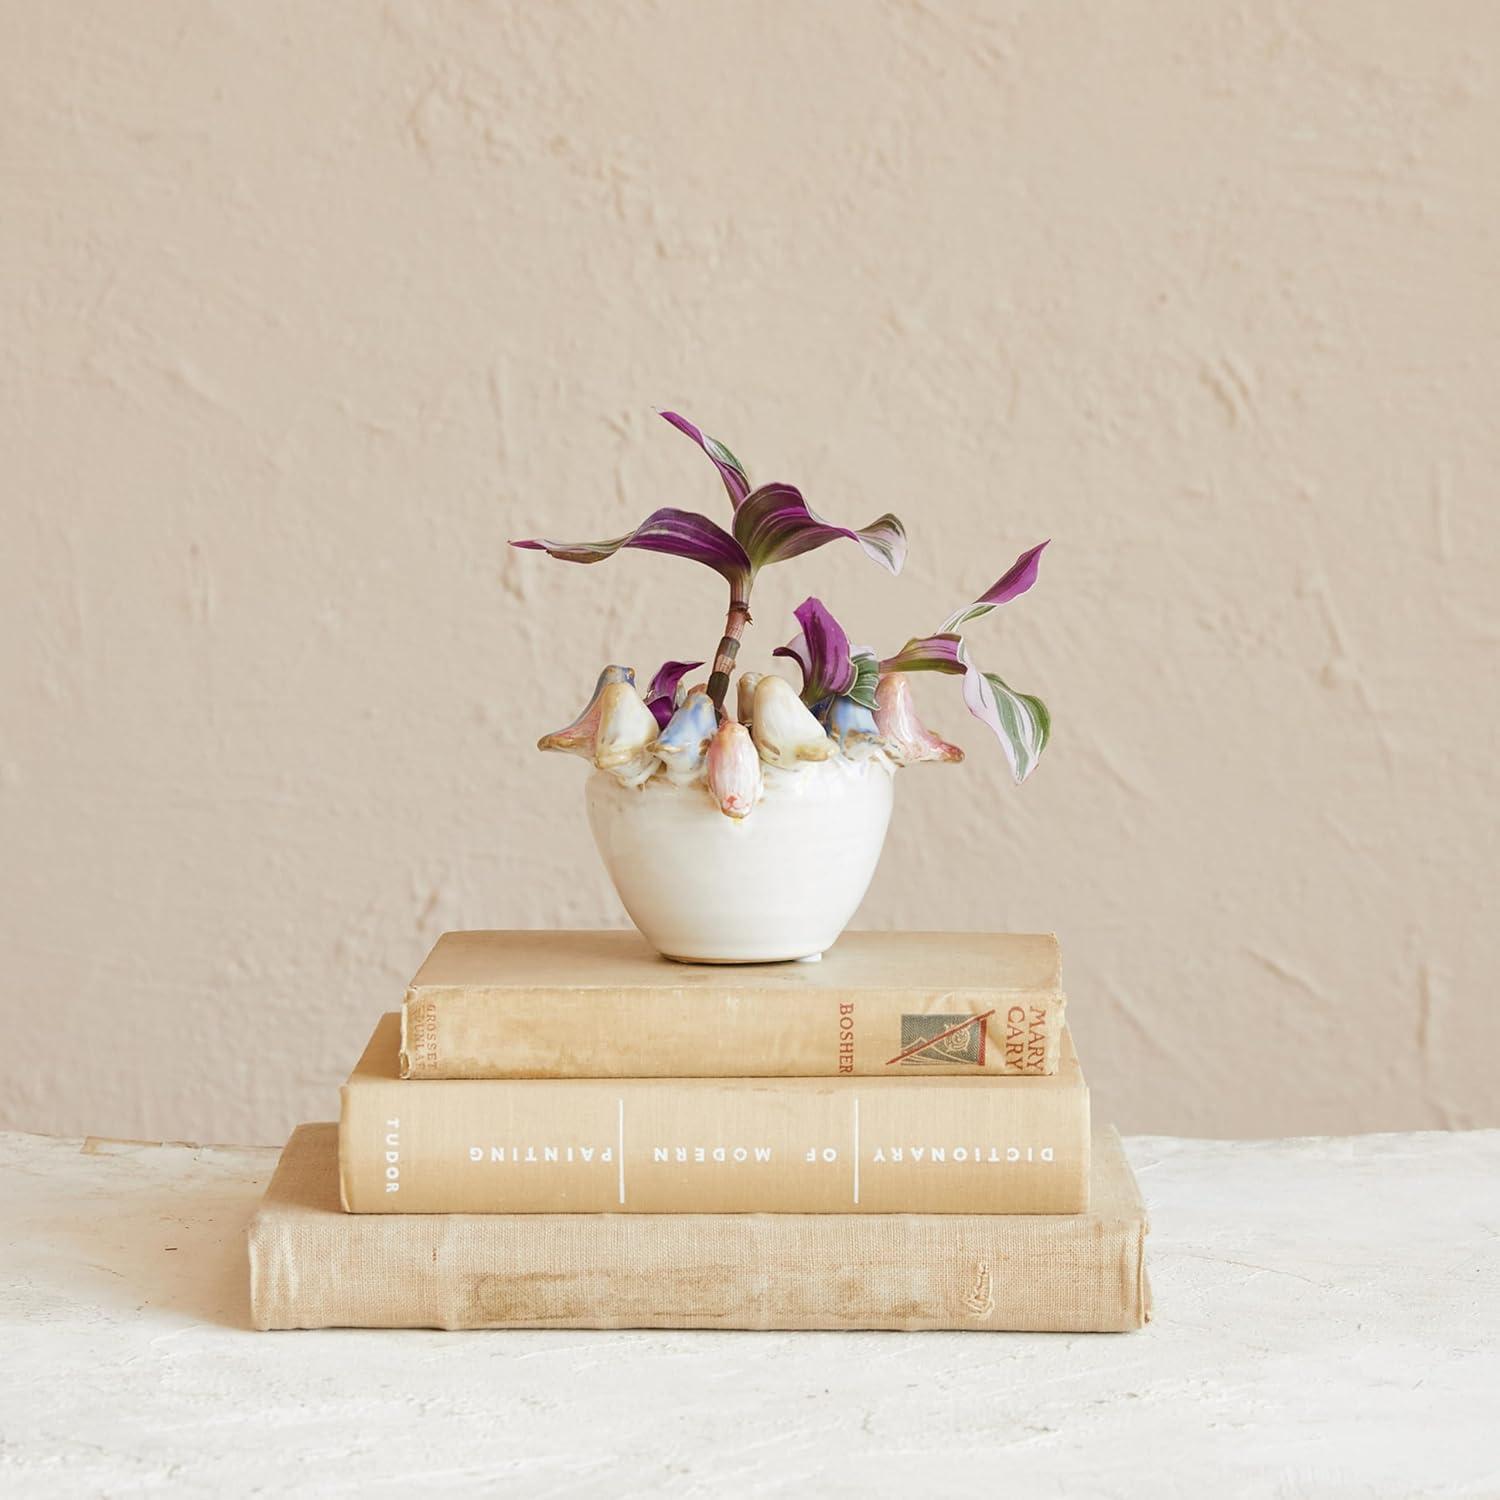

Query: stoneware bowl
[585,757,894,963]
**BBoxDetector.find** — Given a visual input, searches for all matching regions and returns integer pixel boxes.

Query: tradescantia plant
[511,411,1050,815]
[514,412,904,716]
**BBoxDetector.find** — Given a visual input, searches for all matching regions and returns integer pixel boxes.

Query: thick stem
[707,596,752,719]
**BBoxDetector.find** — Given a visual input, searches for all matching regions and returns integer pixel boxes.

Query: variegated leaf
[658,410,751,510]
[880,633,1048,782]
[965,667,1051,783]
[940,540,1049,631]
[846,650,881,711]
[734,484,906,577]
[511,507,751,592]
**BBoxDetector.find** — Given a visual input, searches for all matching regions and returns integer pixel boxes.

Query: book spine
[401,986,1065,1079]
[254,1135,1143,1333]
[340,1073,1089,1214]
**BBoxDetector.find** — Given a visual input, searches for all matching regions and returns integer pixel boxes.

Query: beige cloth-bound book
[251,1123,1150,1333]
[400,930,1066,1079]
[342,1015,1090,1214]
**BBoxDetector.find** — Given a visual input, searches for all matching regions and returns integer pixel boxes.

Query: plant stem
[707,595,752,719]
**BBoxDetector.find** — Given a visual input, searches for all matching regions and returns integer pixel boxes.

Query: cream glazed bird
[735,671,763,729]
[592,680,661,787]
[537,665,635,757]
[750,674,832,768]
[706,719,763,818]
[873,672,964,765]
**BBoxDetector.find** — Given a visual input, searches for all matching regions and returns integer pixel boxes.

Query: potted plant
[512,412,1050,963]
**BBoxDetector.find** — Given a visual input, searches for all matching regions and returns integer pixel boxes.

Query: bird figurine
[654,691,718,786]
[873,672,964,765]
[706,719,764,818]
[592,681,661,787]
[735,671,763,728]
[537,665,636,758]
[823,694,883,757]
[751,675,833,768]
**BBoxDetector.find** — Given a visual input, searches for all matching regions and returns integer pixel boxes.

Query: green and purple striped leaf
[939,540,1049,631]
[879,632,965,676]
[658,411,751,510]
[511,507,751,592]
[965,667,1051,783]
[733,484,906,578]
[880,633,1049,781]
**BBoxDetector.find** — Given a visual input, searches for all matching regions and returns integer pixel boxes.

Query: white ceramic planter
[586,757,895,963]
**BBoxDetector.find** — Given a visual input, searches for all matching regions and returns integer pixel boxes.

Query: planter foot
[659,949,826,965]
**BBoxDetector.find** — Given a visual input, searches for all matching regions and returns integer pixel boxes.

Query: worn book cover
[341,1014,1089,1214]
[258,1122,1148,1332]
[400,930,1065,1079]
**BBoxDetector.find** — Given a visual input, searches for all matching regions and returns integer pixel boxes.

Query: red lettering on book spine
[1005,1006,1025,1069]
[1026,1005,1048,1071]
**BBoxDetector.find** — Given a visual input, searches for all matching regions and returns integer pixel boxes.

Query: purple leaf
[645,659,704,728]
[647,659,704,705]
[658,411,751,510]
[940,540,1049,631]
[512,507,751,592]
[732,484,906,577]
[879,633,1049,782]
[772,596,857,702]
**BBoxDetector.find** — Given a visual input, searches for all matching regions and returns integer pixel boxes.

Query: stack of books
[249,931,1151,1332]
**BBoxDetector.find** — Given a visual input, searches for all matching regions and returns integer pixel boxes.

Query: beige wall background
[3,1,1496,1146]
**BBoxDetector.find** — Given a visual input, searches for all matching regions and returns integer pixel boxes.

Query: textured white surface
[1,1129,1496,1497]
[3,2,1500,1146]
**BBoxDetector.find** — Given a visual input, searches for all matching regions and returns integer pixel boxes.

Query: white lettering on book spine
[650,1145,773,1163]
[869,1144,1056,1165]
[853,1096,860,1204]
[384,1118,400,1193]
[466,1145,612,1163]
[459,1141,1056,1169]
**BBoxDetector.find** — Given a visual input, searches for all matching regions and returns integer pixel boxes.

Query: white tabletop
[1,1128,1496,1498]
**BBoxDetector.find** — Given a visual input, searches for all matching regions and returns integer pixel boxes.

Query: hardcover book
[341,1014,1090,1214]
[400,930,1065,1079]
[256,1123,1149,1332]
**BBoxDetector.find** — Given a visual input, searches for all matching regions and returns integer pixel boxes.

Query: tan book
[341,1014,1089,1214]
[401,930,1065,1079]
[256,1122,1148,1332]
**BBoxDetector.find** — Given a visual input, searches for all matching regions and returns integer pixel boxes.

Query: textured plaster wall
[2,1,1496,1146]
